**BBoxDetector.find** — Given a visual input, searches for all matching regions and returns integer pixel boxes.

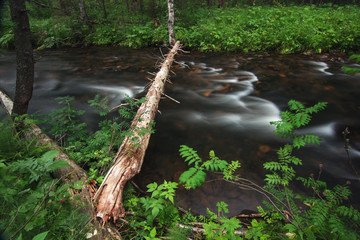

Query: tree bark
[94,41,181,222]
[9,0,34,116]
[101,0,107,19]
[0,90,122,240]
[218,0,225,8]
[167,0,176,46]
[78,0,89,25]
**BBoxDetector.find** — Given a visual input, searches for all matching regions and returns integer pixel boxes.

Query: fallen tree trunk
[94,41,181,222]
[0,90,121,240]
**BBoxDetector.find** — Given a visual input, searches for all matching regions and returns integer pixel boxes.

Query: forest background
[0,0,360,53]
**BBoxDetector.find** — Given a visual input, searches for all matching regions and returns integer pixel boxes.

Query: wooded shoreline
[1,3,360,53]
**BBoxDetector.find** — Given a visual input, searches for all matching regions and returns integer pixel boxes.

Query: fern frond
[293,135,321,149]
[310,202,329,227]
[289,156,302,166]
[337,205,360,222]
[203,150,228,172]
[349,54,360,62]
[118,107,133,119]
[306,102,327,114]
[273,121,294,138]
[223,161,241,180]
[277,145,293,164]
[305,135,321,145]
[293,112,311,127]
[179,167,206,189]
[263,162,282,171]
[179,145,202,167]
[288,100,305,113]
[265,173,282,185]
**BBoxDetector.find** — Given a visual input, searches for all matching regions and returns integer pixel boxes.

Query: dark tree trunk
[9,0,34,116]
[218,0,225,8]
[101,0,107,19]
[139,0,144,13]
[78,0,89,25]
[58,0,71,15]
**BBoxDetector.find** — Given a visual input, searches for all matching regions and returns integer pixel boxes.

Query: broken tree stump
[94,41,181,222]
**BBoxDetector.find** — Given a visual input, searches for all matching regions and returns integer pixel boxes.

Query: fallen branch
[29,0,61,10]
[94,41,181,222]
[0,90,120,240]
[177,223,247,236]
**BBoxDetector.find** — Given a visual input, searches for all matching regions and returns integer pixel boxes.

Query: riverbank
[1,4,360,54]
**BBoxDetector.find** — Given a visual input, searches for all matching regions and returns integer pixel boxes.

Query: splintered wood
[94,41,181,222]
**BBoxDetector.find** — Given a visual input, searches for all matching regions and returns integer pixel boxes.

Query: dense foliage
[0,119,89,240]
[1,1,360,53]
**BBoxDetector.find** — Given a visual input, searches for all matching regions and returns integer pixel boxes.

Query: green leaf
[16,233,23,240]
[150,227,157,238]
[32,231,49,240]
[41,150,59,161]
[147,182,158,193]
[47,159,69,171]
[179,167,206,189]
[73,180,83,190]
[152,207,159,218]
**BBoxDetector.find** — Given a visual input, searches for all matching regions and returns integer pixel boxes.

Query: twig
[4,206,22,233]
[8,180,57,240]
[177,223,247,236]
[162,93,180,104]
[29,0,60,9]
[110,103,129,112]
[178,48,190,54]
[130,180,145,194]
[222,178,295,222]
[72,216,95,239]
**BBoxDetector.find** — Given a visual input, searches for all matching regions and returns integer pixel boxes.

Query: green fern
[179,167,206,189]
[223,161,241,180]
[203,150,228,172]
[178,146,233,189]
[179,145,202,167]
[337,205,360,222]
[265,100,327,186]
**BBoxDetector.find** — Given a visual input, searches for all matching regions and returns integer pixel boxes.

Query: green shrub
[0,120,89,240]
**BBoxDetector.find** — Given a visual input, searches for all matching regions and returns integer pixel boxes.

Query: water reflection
[0,48,359,216]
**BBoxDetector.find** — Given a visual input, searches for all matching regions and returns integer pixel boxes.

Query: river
[1,47,359,216]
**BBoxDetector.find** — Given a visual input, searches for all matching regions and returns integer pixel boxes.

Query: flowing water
[1,47,359,216]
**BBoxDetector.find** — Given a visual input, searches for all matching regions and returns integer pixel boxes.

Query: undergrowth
[0,119,89,240]
[1,2,360,52]
[40,95,146,184]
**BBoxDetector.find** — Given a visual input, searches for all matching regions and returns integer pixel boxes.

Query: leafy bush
[3,2,359,52]
[0,120,89,240]
[40,95,146,184]
[176,5,360,53]
[343,55,360,75]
